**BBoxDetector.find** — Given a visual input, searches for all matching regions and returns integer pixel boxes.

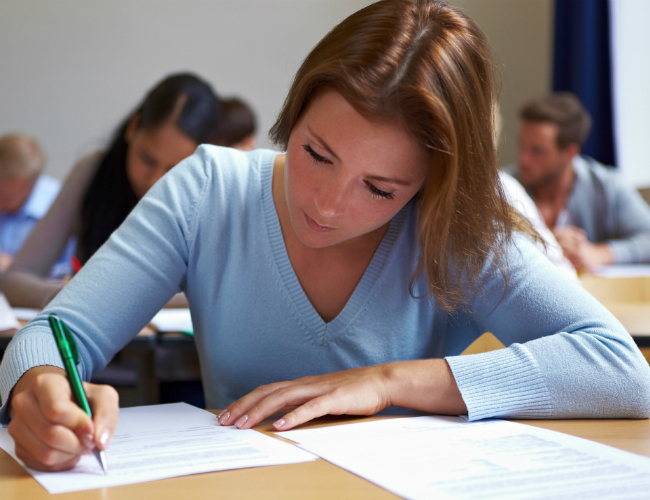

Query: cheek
[125,154,145,186]
[285,159,314,204]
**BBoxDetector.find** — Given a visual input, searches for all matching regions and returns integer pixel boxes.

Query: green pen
[48,314,108,474]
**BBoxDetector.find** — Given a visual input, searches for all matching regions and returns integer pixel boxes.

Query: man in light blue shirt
[0,134,73,277]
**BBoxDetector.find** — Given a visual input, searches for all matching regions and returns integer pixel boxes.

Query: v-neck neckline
[259,151,410,345]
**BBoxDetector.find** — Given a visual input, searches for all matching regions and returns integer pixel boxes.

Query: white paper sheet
[0,293,20,331]
[592,264,650,278]
[281,416,650,500]
[0,402,314,494]
[11,307,39,322]
[149,308,193,333]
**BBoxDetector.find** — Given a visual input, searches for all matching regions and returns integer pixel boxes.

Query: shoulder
[573,155,641,200]
[176,145,279,197]
[192,145,278,177]
[146,145,280,219]
[573,156,622,187]
[499,172,530,206]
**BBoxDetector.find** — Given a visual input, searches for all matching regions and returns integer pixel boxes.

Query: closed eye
[365,181,394,200]
[302,144,330,164]
[139,150,158,167]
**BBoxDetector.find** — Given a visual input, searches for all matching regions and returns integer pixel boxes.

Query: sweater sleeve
[606,177,650,264]
[0,152,101,308]
[0,146,212,423]
[446,236,650,420]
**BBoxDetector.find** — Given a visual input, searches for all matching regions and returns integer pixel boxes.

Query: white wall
[0,0,374,178]
[448,0,554,166]
[610,0,650,188]
[0,0,551,179]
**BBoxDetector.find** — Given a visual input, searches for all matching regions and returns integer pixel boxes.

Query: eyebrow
[365,175,414,187]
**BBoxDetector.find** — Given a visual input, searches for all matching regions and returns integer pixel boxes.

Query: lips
[303,211,335,232]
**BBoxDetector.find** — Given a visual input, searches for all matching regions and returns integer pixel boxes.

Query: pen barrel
[64,358,93,417]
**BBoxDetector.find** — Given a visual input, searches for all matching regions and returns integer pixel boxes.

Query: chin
[295,230,340,249]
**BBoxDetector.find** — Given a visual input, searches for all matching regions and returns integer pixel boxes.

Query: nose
[313,175,348,218]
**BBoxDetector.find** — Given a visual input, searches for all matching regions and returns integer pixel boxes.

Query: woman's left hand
[217,359,467,431]
[217,365,394,431]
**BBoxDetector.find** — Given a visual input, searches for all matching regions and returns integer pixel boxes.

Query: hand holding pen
[48,315,108,473]
[6,318,119,472]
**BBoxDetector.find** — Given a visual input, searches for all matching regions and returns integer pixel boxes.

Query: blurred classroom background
[4,0,646,186]
[2,0,650,402]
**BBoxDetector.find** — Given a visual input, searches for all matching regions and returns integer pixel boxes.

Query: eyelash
[365,182,394,200]
[302,144,328,164]
[302,144,395,201]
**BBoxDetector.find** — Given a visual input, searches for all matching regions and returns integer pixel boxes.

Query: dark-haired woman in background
[1,73,221,309]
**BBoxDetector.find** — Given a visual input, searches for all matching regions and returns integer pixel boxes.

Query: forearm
[608,234,650,264]
[1,269,63,308]
[385,359,467,415]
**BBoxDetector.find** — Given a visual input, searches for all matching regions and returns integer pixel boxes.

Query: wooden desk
[2,412,649,499]
[580,274,650,347]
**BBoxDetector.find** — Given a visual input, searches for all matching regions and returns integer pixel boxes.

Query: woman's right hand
[7,365,119,471]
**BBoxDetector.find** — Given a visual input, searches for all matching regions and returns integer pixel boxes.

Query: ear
[124,113,141,143]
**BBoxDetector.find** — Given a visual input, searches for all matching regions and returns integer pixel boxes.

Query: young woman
[0,73,221,308]
[2,0,649,472]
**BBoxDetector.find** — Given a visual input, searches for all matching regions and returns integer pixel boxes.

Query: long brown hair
[271,0,534,312]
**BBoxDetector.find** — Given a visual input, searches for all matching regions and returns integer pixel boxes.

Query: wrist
[382,359,467,415]
[8,365,66,418]
[594,243,615,266]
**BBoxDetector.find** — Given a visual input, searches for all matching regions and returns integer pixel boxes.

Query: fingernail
[99,429,111,448]
[234,414,248,428]
[273,419,286,430]
[83,433,96,450]
[218,411,230,425]
[216,410,224,419]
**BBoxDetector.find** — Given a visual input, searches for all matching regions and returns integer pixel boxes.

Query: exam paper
[150,308,193,333]
[281,416,650,500]
[0,403,315,494]
[0,293,20,331]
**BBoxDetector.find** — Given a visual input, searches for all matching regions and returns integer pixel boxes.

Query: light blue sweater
[2,146,649,423]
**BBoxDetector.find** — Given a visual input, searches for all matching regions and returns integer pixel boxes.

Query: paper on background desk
[150,308,193,334]
[0,293,20,331]
[592,264,650,278]
[11,307,39,322]
[281,416,650,500]
[0,402,315,494]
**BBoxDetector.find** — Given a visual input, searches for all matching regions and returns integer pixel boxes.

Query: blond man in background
[0,134,73,275]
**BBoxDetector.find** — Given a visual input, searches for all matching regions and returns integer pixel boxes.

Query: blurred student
[1,73,221,308]
[492,104,576,278]
[0,135,74,276]
[511,92,650,271]
[211,97,257,151]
